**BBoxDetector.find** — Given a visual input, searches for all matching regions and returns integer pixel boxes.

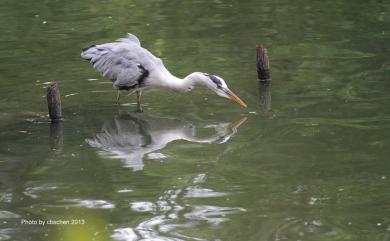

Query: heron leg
[116,90,121,104]
[136,91,143,112]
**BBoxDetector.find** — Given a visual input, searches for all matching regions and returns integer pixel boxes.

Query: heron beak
[223,88,247,108]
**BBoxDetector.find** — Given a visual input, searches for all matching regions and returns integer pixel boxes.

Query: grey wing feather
[116,33,141,46]
[81,43,144,89]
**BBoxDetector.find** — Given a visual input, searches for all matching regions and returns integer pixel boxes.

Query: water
[1,0,390,240]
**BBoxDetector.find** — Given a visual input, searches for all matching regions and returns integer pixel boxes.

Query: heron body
[81,33,247,110]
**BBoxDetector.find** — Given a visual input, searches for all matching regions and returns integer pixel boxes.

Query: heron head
[200,73,247,108]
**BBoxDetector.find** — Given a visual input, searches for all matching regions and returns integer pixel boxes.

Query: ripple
[64,93,79,97]
[131,202,156,212]
[0,228,13,241]
[23,184,58,199]
[117,189,133,193]
[158,222,197,234]
[114,181,245,241]
[0,193,12,203]
[0,211,19,219]
[136,215,182,241]
[64,199,115,209]
[184,205,246,225]
[192,173,207,184]
[271,219,339,239]
[147,152,168,160]
[309,197,329,205]
[184,188,228,198]
[111,228,138,241]
[131,200,176,213]
[117,203,245,240]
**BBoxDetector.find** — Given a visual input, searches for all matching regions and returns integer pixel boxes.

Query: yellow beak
[224,88,247,108]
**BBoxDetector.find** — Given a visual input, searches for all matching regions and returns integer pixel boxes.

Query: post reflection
[259,82,271,114]
[86,112,247,171]
[49,121,63,151]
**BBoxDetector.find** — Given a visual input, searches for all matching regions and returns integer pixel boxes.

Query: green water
[1,0,390,240]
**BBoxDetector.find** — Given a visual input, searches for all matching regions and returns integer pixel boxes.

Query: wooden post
[47,82,62,121]
[256,44,271,82]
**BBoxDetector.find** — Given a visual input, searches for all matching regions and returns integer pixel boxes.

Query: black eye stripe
[209,75,222,85]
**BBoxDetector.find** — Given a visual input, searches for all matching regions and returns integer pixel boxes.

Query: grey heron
[81,33,247,111]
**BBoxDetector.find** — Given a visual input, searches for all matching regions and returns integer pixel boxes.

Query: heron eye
[217,84,222,89]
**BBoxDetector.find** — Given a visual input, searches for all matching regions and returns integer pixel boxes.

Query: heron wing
[81,42,148,90]
[116,33,141,46]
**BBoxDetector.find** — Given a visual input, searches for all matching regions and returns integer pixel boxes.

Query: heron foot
[136,106,143,113]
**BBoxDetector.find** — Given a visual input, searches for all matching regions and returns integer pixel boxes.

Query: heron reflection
[86,113,247,171]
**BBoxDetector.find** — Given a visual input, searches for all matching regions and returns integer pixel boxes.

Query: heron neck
[161,72,195,92]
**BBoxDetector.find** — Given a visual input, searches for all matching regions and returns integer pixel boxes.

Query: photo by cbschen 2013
[0,0,389,240]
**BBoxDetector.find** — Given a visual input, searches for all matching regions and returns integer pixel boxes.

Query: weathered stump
[256,44,271,82]
[46,83,62,121]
